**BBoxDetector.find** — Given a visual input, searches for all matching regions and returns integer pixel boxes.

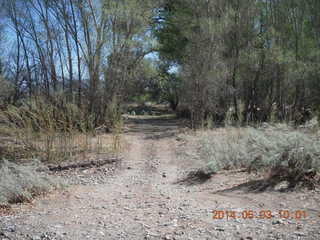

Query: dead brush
[0,98,111,163]
[195,125,320,188]
[110,116,123,156]
[105,96,124,156]
[0,159,62,205]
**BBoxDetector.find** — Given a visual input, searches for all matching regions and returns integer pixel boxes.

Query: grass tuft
[0,159,62,204]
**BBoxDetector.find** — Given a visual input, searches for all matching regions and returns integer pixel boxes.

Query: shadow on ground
[210,176,314,194]
[174,168,215,186]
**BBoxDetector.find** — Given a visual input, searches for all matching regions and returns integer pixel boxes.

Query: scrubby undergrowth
[0,160,62,205]
[181,124,320,189]
[0,97,124,163]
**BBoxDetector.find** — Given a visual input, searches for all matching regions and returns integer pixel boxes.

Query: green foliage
[131,94,152,105]
[153,0,192,64]
[153,0,320,126]
[157,63,181,110]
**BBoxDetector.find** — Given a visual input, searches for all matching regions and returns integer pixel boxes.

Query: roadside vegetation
[178,121,320,189]
[0,159,62,205]
[0,98,119,163]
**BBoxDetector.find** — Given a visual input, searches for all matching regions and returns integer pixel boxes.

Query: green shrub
[131,93,152,106]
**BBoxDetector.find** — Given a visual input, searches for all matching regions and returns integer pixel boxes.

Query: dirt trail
[1,116,320,240]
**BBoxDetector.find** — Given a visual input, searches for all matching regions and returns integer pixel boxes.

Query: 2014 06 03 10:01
[212,210,308,220]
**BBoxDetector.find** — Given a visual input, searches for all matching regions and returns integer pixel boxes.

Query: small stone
[0,232,9,238]
[279,202,286,208]
[174,231,184,236]
[172,219,178,227]
[162,173,166,178]
[164,235,172,240]
[294,232,306,237]
[272,219,283,225]
[274,181,290,191]
[8,226,16,233]
[214,227,224,232]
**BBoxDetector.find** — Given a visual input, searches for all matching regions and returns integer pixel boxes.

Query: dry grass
[0,130,115,164]
[0,98,124,205]
[0,96,126,207]
[179,124,320,186]
[0,98,124,163]
[0,159,62,205]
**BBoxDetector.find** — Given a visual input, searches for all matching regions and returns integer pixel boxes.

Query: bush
[195,126,320,184]
[0,159,61,204]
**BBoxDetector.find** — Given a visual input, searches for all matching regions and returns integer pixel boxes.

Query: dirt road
[1,116,320,239]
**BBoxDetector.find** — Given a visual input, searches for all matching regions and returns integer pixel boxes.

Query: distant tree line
[154,0,320,127]
[0,0,319,129]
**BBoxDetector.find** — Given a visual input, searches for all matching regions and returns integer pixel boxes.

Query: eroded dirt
[1,116,320,240]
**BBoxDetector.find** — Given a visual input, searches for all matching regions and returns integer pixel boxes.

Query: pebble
[7,226,15,233]
[214,227,225,232]
[294,232,306,237]
[272,219,284,225]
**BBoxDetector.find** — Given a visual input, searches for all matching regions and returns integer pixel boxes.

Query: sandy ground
[0,116,320,240]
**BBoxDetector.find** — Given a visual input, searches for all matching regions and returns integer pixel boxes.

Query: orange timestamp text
[212,210,308,220]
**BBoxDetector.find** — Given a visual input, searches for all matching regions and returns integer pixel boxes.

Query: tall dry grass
[0,98,121,163]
